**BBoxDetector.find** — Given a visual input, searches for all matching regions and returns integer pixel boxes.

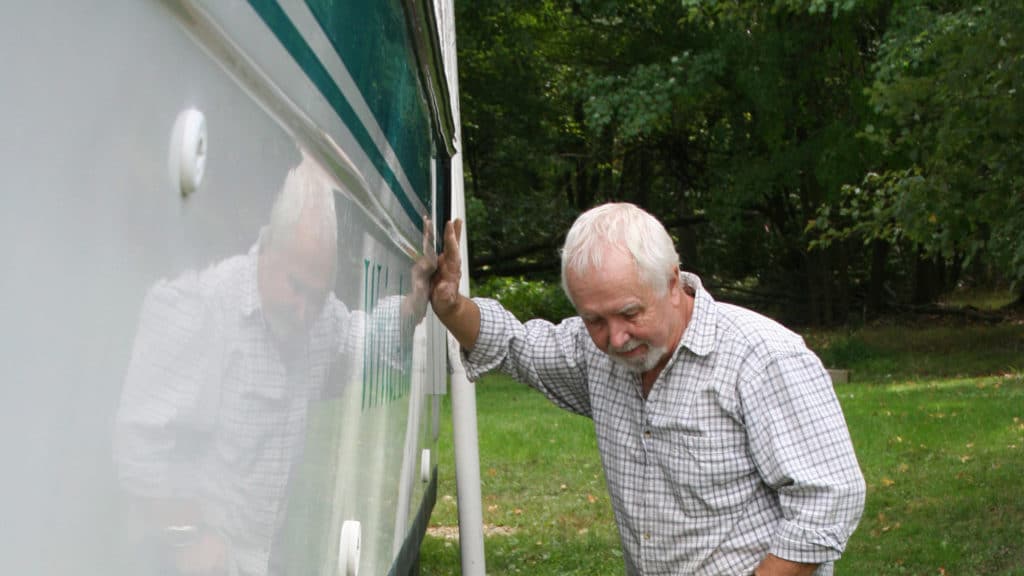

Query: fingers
[430,219,464,314]
[444,219,462,255]
[422,216,436,256]
[439,219,462,273]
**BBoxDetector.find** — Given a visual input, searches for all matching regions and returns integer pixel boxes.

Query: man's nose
[608,319,632,349]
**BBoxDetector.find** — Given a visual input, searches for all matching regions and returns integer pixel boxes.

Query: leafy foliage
[814,0,1024,285]
[473,276,576,324]
[455,0,1022,322]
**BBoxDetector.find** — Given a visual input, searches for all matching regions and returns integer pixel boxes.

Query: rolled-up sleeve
[461,298,592,417]
[113,275,217,499]
[460,299,515,381]
[743,351,866,564]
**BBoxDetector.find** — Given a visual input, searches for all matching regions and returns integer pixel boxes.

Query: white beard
[608,339,667,373]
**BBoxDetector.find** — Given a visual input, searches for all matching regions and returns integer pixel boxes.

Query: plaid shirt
[463,272,865,575]
[114,244,362,575]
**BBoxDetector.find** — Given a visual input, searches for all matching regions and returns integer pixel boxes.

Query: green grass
[839,376,1024,574]
[421,378,620,574]
[420,320,1024,575]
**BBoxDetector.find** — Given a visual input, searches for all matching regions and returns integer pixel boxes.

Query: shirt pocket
[213,366,288,471]
[661,432,758,518]
[213,397,278,470]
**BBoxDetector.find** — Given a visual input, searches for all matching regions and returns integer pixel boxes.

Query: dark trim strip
[401,0,457,157]
[247,0,424,231]
[387,466,439,576]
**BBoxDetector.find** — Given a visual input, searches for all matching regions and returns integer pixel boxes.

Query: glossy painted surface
[0,1,450,574]
[303,0,435,208]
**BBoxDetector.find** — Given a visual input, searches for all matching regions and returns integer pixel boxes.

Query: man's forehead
[578,292,644,314]
[277,222,335,259]
[274,228,335,283]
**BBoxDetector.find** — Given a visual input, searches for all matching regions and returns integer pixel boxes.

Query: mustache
[609,339,646,354]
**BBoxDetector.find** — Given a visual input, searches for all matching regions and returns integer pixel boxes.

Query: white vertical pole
[446,152,486,576]
[437,0,485,572]
[449,345,486,575]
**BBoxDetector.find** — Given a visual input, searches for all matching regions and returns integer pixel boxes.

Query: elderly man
[430,203,865,575]
[114,152,433,575]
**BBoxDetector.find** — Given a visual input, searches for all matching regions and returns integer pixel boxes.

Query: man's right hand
[429,219,463,318]
[172,528,229,575]
[429,219,481,351]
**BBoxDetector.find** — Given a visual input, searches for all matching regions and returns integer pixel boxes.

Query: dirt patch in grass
[427,524,519,541]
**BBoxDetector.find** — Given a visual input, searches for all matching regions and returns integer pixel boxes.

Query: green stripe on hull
[248,0,428,231]
[304,0,433,208]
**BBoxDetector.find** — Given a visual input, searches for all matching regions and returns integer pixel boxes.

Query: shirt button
[643,532,651,540]
[644,430,651,438]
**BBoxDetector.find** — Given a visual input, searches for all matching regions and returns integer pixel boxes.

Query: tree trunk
[816,249,834,325]
[594,125,616,203]
[675,206,700,274]
[1011,283,1024,309]
[834,243,850,324]
[912,248,942,305]
[466,143,480,206]
[635,144,651,208]
[572,100,593,210]
[867,239,890,315]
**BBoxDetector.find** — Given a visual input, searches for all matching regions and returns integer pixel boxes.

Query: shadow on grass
[806,322,1024,382]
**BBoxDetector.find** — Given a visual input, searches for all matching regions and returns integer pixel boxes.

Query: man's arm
[430,219,481,351]
[114,277,230,574]
[753,554,818,576]
[745,351,866,571]
[133,498,228,575]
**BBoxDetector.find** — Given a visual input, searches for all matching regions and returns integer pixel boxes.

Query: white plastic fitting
[338,520,361,576]
[170,108,207,197]
[420,449,432,483]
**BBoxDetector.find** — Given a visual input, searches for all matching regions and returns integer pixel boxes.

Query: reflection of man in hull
[113,152,432,576]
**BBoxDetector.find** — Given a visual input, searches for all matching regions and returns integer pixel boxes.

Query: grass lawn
[420,319,1024,575]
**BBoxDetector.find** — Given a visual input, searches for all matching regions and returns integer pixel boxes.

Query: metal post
[446,147,485,574]
[436,2,485,571]
[449,341,486,575]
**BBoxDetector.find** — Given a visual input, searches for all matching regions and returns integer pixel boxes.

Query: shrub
[816,334,877,370]
[472,276,576,324]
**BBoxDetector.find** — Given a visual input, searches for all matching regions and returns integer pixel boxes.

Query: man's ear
[666,269,681,302]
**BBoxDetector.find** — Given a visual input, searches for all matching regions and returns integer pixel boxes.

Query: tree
[813,0,1024,304]
[455,0,578,278]
[456,0,1019,321]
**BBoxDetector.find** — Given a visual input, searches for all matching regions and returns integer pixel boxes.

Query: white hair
[560,203,680,302]
[265,151,338,252]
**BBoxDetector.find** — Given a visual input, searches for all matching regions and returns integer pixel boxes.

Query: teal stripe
[248,0,424,231]
[304,0,433,208]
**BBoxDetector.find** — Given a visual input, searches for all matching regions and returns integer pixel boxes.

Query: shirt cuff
[770,519,846,564]
[460,298,511,381]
